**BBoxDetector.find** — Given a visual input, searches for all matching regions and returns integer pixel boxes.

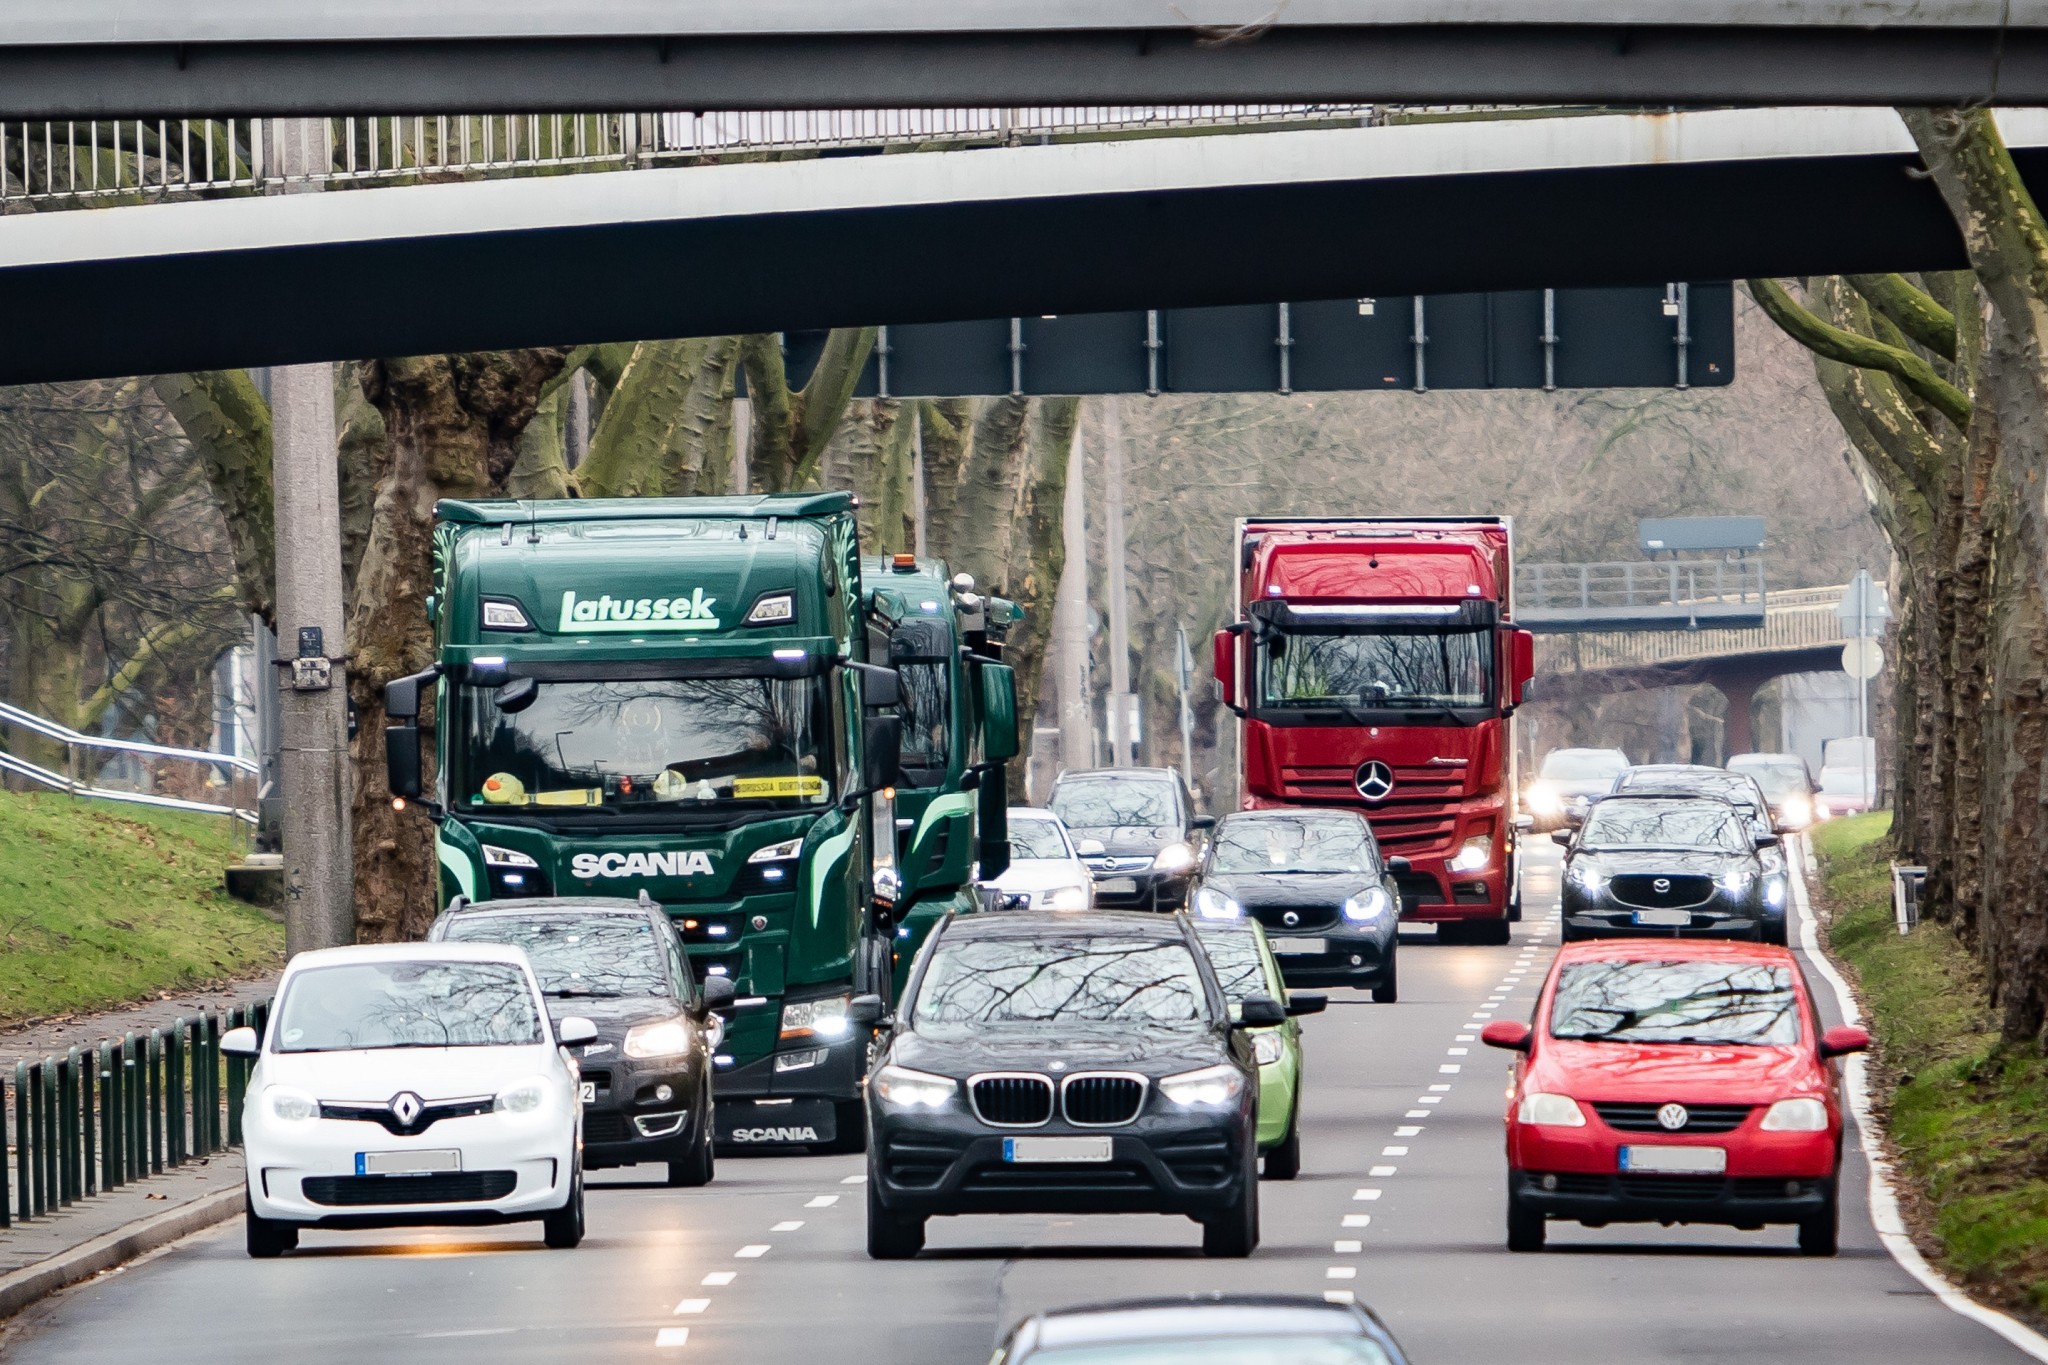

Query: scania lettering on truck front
[1213,517,1536,944]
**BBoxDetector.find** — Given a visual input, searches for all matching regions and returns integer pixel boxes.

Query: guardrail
[1,1001,268,1226]
[0,700,258,825]
[1518,557,1768,614]
[1538,585,1851,673]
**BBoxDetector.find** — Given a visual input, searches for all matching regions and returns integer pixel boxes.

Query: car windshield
[1540,749,1629,781]
[1549,959,1801,1045]
[896,660,950,781]
[1022,1337,1394,1365]
[439,914,670,998]
[1579,800,1749,852]
[273,961,544,1052]
[1050,778,1175,830]
[458,675,833,813]
[1194,927,1275,1009]
[1010,820,1072,861]
[914,937,1211,1026]
[1732,762,1811,801]
[1210,815,1373,874]
[1257,626,1492,711]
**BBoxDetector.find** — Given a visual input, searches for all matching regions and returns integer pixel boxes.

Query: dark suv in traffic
[1047,767,1211,910]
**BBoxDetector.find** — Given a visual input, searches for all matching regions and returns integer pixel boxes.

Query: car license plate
[1633,908,1693,927]
[1096,878,1138,895]
[579,1081,597,1104]
[356,1149,461,1176]
[1003,1136,1112,1164]
[1620,1145,1726,1174]
[1271,937,1326,954]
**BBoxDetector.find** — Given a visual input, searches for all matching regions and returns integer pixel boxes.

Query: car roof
[1553,938,1799,966]
[1216,807,1367,825]
[1007,807,1062,822]
[1594,789,1740,806]
[941,910,1188,942]
[444,896,659,918]
[1728,752,1803,765]
[1026,1297,1373,1348]
[1053,767,1178,784]
[282,941,532,972]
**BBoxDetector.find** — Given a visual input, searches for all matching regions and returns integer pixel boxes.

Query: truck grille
[1608,874,1715,910]
[302,1171,516,1206]
[970,1074,1055,1127]
[1591,1102,1754,1134]
[1061,1074,1145,1126]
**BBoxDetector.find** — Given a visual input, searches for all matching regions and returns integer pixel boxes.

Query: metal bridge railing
[1518,557,1768,615]
[0,700,258,824]
[1540,584,1852,673]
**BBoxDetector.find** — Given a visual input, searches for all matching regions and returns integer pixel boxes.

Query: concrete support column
[1055,415,1091,772]
[1717,674,1759,761]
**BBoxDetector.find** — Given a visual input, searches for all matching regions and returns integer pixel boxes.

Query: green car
[1195,918,1326,1180]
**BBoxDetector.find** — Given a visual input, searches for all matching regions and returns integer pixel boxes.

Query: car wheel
[244,1195,298,1259]
[1262,1114,1302,1181]
[1506,1188,1546,1253]
[542,1165,586,1249]
[1371,950,1399,1004]
[1201,1144,1261,1257]
[865,1164,926,1259]
[1799,1188,1839,1256]
[667,1121,716,1188]
[1469,916,1513,946]
[819,1100,870,1155]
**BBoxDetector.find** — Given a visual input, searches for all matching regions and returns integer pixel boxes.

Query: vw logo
[1653,877,1671,893]
[1354,760,1395,803]
[389,1091,424,1127]
[1657,1102,1689,1131]
[1283,911,1301,927]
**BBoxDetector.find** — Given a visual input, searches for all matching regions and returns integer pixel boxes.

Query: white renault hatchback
[227,942,594,1257]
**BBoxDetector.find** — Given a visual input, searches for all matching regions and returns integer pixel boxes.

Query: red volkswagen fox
[1481,939,1868,1256]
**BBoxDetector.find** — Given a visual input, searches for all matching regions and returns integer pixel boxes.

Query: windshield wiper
[545,987,623,998]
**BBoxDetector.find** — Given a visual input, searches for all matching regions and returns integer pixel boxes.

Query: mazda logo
[389,1091,424,1127]
[1653,877,1671,893]
[1283,911,1300,927]
[1657,1102,1689,1131]
[1354,761,1395,803]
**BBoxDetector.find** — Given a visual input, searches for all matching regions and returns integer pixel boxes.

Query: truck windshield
[458,676,833,813]
[1257,627,1492,712]
[896,660,950,780]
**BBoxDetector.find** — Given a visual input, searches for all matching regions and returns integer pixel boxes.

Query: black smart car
[861,911,1270,1259]
[429,894,734,1185]
[1047,767,1212,910]
[1191,809,1402,1002]
[1555,794,1784,941]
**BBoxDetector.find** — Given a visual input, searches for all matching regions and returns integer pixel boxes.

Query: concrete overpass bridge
[1534,584,1858,754]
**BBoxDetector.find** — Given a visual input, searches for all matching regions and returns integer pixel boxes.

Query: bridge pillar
[1714,671,1762,761]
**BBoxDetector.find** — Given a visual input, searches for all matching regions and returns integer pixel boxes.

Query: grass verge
[0,790,282,1024]
[1814,811,2048,1320]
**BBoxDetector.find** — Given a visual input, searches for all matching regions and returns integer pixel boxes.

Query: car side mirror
[698,975,737,1014]
[1773,820,1799,835]
[1384,856,1411,874]
[1819,1024,1870,1058]
[848,993,887,1027]
[1550,829,1573,846]
[1481,1020,1532,1052]
[1077,838,1107,857]
[1189,815,1216,832]
[1564,809,1587,827]
[1285,992,1328,1018]
[495,676,539,714]
[1755,834,1783,849]
[1237,996,1287,1028]
[557,1017,599,1047]
[221,1026,260,1057]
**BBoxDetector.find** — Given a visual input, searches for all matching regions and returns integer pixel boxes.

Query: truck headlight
[1152,842,1197,875]
[1568,861,1605,894]
[781,993,853,1041]
[495,1079,547,1114]
[623,1018,694,1059]
[872,1064,955,1109]
[1343,887,1391,922]
[266,1087,318,1122]
[1515,1092,1586,1127]
[1043,884,1090,910]
[1252,1032,1287,1066]
[1448,836,1491,873]
[1160,1063,1244,1108]
[480,843,538,868]
[1759,1097,1829,1131]
[750,837,803,863]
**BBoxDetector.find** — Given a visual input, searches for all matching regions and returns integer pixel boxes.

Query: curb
[0,1188,241,1321]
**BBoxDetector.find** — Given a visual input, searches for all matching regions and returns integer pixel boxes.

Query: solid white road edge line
[1792,831,2048,1363]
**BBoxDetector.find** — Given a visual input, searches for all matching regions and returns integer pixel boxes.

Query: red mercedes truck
[1213,517,1536,943]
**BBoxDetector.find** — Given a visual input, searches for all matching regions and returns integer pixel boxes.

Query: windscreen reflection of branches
[1193,929,1267,1007]
[914,940,1209,1026]
[1008,821,1070,860]
[896,661,950,772]
[1550,960,1798,1045]
[1212,815,1370,874]
[1581,801,1747,852]
[441,916,669,998]
[1261,629,1489,709]
[1049,778,1174,830]
[273,962,544,1052]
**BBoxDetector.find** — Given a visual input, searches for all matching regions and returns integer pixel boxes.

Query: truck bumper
[712,1032,867,1148]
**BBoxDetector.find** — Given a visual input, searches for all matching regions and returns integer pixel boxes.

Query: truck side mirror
[385,672,425,720]
[863,714,903,792]
[852,661,902,709]
[385,725,423,799]
[979,662,1020,761]
[1508,628,1536,706]
[1212,628,1240,711]
[496,676,539,714]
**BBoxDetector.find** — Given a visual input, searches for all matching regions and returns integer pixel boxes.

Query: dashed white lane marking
[805,1195,839,1208]
[735,1244,771,1259]
[1343,1213,1372,1227]
[1428,1084,1451,1092]
[700,1272,737,1287]
[1326,1266,1358,1280]
[1455,1033,1475,1041]
[656,1329,691,1348]
[771,1220,805,1232]
[1447,1047,1469,1056]
[1394,1126,1422,1137]
[1325,1290,1356,1305]
[1380,1144,1408,1155]
[1418,1095,1442,1105]
[1354,1188,1383,1200]
[1439,1063,1462,1073]
[1335,1239,1363,1253]
[1369,1164,1398,1176]
[1405,1109,1430,1118]
[673,1299,711,1315]
[840,1173,866,1184]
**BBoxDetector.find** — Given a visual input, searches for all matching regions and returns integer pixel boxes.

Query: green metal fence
[0,1000,269,1227]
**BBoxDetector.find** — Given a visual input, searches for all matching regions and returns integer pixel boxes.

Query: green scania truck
[382,495,1018,1152]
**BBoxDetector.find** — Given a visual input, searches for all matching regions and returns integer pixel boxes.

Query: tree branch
[1846,273,1958,360]
[1748,277,1972,431]
[787,327,877,492]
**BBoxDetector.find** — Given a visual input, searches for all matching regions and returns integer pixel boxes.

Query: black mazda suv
[861,911,1270,1259]
[1555,795,1785,941]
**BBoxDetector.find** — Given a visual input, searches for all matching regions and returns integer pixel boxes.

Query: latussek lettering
[558,588,718,632]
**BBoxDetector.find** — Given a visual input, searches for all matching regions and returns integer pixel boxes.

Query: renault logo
[1354,761,1395,803]
[1653,877,1671,893]
[390,1091,424,1127]
[1657,1102,1689,1131]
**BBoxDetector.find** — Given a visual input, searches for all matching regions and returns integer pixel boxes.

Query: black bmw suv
[1555,794,1785,941]
[861,911,1271,1259]
[430,895,734,1185]
[1047,767,1212,910]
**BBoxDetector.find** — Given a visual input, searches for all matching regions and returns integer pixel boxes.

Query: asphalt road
[3,844,2035,1364]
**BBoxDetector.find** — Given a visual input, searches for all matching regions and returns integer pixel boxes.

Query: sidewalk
[0,973,279,1072]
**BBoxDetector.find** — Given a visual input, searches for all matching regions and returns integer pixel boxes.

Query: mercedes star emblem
[1354,760,1396,803]
[1657,1102,1690,1131]
[1653,877,1671,893]
[1283,911,1301,927]
[390,1091,424,1127]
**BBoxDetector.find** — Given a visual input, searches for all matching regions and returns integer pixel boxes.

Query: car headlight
[1043,884,1090,911]
[1759,1097,1829,1132]
[266,1087,318,1122]
[749,837,803,863]
[1251,1031,1287,1066]
[1343,886,1391,922]
[1152,842,1197,875]
[1515,1092,1587,1127]
[1567,860,1605,894]
[1782,796,1812,826]
[1525,782,1561,814]
[1193,885,1243,920]
[1763,876,1787,910]
[1448,836,1491,873]
[623,1018,694,1059]
[781,993,853,1041]
[1719,867,1754,895]
[495,1079,547,1114]
[480,843,538,868]
[1159,1063,1245,1108]
[872,1064,956,1108]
